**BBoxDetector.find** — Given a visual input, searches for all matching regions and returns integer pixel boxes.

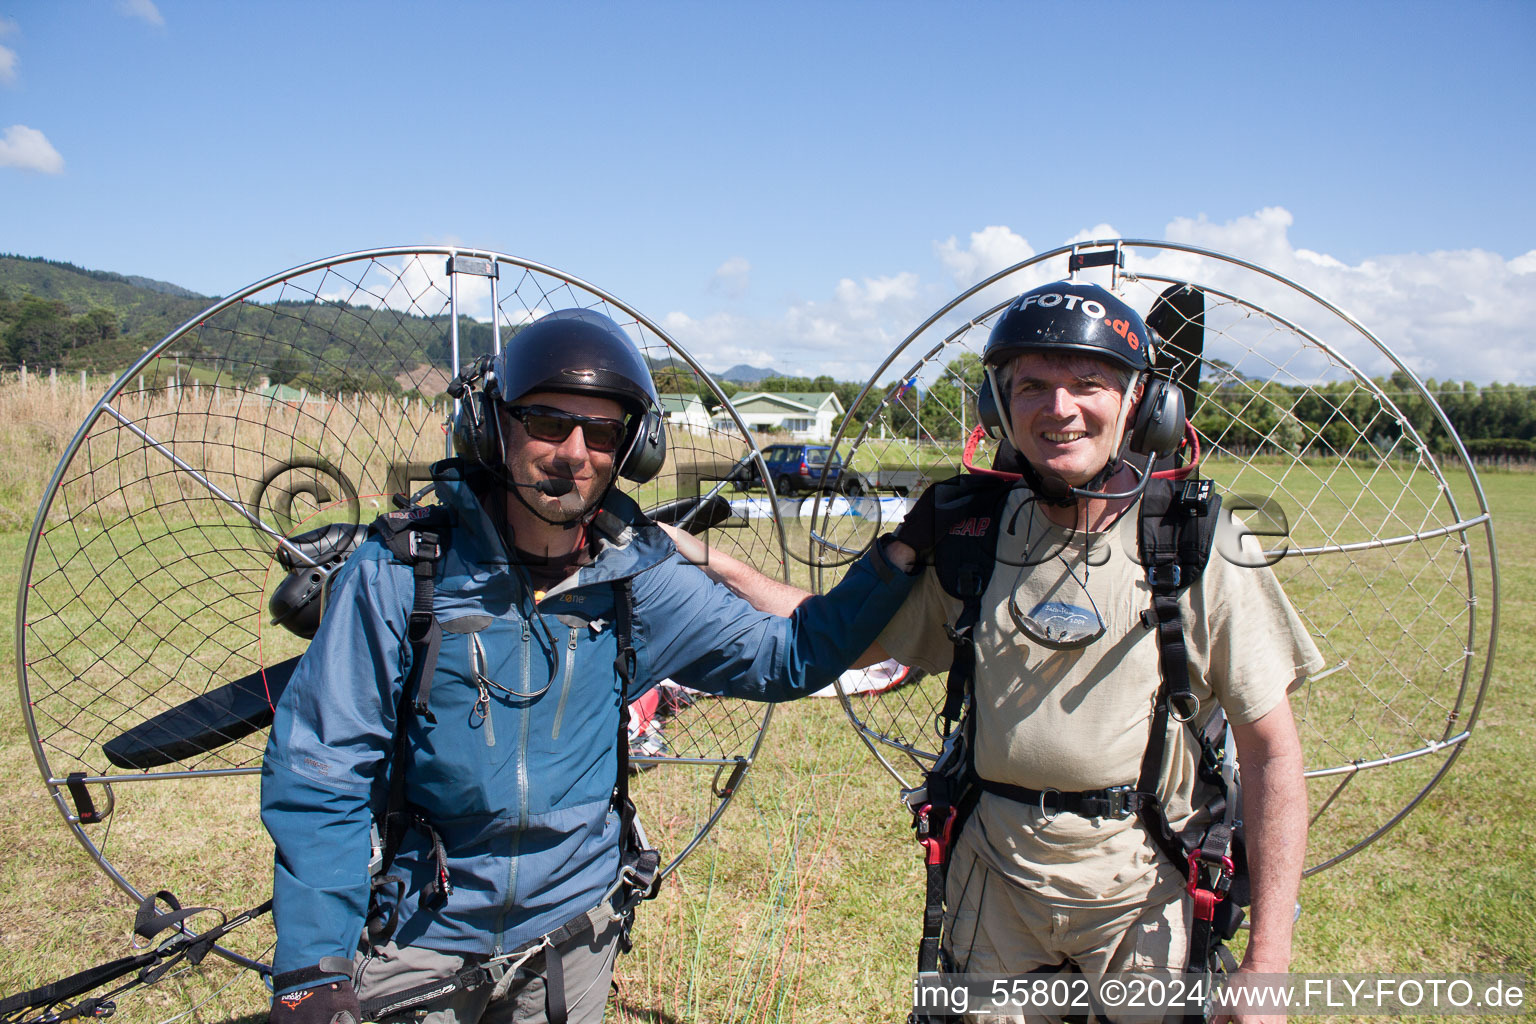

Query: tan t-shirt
[878,485,1324,908]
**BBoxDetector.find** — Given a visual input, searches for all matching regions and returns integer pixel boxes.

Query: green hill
[0,255,215,370]
[0,255,455,389]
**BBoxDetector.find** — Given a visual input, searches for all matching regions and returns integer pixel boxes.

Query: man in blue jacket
[261,309,917,1024]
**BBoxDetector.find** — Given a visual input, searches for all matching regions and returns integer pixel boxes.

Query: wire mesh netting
[16,248,780,937]
[807,241,1497,873]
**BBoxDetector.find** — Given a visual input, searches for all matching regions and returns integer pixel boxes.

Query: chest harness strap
[905,477,1013,986]
[366,505,457,951]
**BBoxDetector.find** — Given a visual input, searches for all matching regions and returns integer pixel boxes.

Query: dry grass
[0,379,1531,1024]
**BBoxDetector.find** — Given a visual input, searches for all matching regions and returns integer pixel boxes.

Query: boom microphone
[521,478,574,496]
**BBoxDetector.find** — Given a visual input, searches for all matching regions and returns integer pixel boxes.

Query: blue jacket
[261,462,914,982]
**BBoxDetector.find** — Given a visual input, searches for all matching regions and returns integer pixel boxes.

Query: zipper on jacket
[471,634,495,747]
[517,619,532,830]
[494,830,522,956]
[499,615,536,950]
[550,626,579,740]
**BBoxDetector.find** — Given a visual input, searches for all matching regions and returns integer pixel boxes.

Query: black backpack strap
[928,475,1014,733]
[609,576,660,935]
[611,577,637,806]
[902,475,1012,978]
[1133,477,1223,881]
[1131,477,1250,989]
[364,505,455,948]
[373,505,454,723]
[1138,477,1219,725]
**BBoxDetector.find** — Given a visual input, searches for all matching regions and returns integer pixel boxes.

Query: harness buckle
[1187,849,1234,923]
[485,934,552,981]
[1147,563,1181,588]
[915,803,958,866]
[605,862,655,921]
[942,623,973,650]
[1037,788,1062,823]
[1102,784,1137,820]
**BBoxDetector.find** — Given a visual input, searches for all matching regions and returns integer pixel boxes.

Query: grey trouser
[353,915,624,1024]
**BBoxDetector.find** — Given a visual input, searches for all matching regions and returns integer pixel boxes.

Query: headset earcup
[450,396,476,460]
[452,392,501,465]
[475,394,501,464]
[977,376,1004,439]
[619,409,667,483]
[1128,378,1186,458]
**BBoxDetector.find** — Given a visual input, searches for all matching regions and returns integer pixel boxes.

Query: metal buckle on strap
[484,934,552,982]
[1187,849,1236,898]
[942,622,974,649]
[604,862,654,922]
[1169,690,1201,723]
[915,803,959,867]
[1102,784,1137,819]
[1147,563,1181,588]
[1037,788,1061,823]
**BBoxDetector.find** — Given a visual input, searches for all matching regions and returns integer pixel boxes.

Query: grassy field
[0,399,1531,1022]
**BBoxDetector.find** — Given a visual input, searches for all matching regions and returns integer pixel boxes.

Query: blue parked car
[739,444,862,496]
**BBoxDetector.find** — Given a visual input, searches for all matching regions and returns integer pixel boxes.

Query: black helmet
[976,281,1185,502]
[463,307,664,484]
[492,308,660,418]
[983,281,1154,373]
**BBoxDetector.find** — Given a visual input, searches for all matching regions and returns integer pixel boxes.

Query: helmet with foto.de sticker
[983,281,1153,373]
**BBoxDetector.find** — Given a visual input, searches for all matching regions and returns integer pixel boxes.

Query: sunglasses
[503,405,627,453]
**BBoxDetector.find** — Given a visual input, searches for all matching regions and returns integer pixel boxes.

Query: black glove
[270,978,361,1024]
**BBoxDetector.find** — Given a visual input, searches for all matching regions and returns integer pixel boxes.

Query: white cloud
[709,257,751,299]
[659,208,1536,388]
[0,124,63,173]
[936,225,1035,286]
[1065,222,1120,246]
[663,311,778,369]
[116,0,164,26]
[664,270,933,380]
[0,16,19,86]
[1133,208,1536,384]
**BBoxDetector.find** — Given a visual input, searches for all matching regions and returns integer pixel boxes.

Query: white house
[658,393,712,434]
[716,391,844,441]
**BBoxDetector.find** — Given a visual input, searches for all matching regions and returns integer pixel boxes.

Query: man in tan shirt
[669,281,1318,1023]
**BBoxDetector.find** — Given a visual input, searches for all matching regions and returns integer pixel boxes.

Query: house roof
[658,393,706,413]
[255,383,309,401]
[731,391,843,415]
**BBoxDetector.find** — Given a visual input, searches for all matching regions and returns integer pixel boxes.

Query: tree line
[666,356,1535,458]
[4,280,1531,457]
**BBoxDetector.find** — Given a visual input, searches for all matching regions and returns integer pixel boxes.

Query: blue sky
[2,1,1533,382]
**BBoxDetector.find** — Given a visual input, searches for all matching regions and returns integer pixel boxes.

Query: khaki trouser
[353,915,623,1024]
[942,824,1190,1024]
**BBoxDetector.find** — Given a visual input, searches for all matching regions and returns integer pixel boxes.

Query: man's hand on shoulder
[270,979,361,1024]
[881,537,918,574]
[891,482,943,559]
[656,520,812,615]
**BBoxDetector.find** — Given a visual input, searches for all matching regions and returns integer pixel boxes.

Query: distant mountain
[718,363,786,384]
